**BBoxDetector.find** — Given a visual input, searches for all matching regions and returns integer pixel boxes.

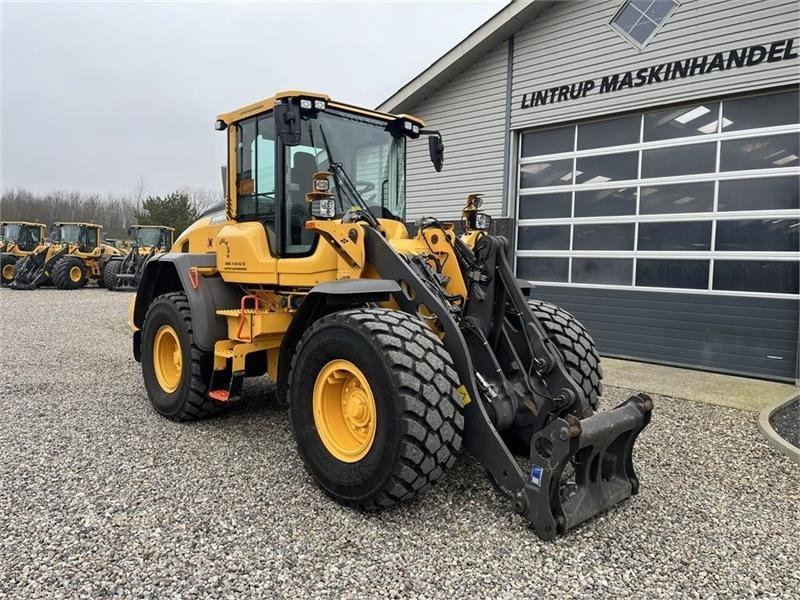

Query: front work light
[311,198,336,219]
[306,171,336,219]
[299,98,313,110]
[214,119,227,131]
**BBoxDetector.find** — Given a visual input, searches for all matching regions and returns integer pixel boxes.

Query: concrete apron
[601,357,798,413]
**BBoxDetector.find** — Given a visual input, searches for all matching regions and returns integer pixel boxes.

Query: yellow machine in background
[104,225,175,291]
[131,91,652,540]
[0,221,46,285]
[10,222,125,290]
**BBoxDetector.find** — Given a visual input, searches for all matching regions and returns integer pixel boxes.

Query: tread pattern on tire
[527,299,604,409]
[144,291,222,421]
[52,256,86,289]
[290,307,464,510]
[103,259,122,291]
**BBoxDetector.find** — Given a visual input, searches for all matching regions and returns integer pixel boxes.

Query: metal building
[379,0,800,382]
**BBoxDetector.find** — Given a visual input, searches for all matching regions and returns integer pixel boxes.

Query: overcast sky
[1,1,507,199]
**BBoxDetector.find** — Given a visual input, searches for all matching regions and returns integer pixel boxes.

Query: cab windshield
[291,110,407,220]
[59,225,82,244]
[136,228,165,247]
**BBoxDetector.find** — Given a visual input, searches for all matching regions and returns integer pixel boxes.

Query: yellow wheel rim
[2,264,14,280]
[153,325,182,393]
[69,266,82,282]
[313,359,377,463]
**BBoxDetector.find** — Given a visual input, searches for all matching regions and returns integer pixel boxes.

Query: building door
[514,87,799,381]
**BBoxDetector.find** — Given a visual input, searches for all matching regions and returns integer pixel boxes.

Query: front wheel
[527,299,604,412]
[52,256,87,289]
[141,291,222,421]
[0,254,18,286]
[289,308,464,510]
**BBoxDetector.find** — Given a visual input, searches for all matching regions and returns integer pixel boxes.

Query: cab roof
[216,90,425,128]
[131,225,175,231]
[54,222,102,227]
[1,221,45,227]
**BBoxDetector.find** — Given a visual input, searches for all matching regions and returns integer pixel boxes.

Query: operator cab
[132,226,175,250]
[53,223,100,253]
[217,92,443,258]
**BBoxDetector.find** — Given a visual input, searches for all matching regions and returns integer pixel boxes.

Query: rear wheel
[289,308,464,510]
[0,254,18,286]
[52,256,87,289]
[141,291,222,421]
[103,259,122,291]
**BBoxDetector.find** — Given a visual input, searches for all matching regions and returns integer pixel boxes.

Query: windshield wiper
[317,124,380,228]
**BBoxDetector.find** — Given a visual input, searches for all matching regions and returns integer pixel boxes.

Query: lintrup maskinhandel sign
[519,38,798,110]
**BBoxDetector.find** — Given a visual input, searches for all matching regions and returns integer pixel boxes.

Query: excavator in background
[10,222,125,290]
[130,91,653,540]
[0,221,46,286]
[104,225,175,291]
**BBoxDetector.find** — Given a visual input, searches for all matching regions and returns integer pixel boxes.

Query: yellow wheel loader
[10,222,124,290]
[131,91,652,540]
[0,221,46,286]
[104,225,175,291]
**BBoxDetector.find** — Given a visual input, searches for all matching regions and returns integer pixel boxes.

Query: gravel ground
[0,288,798,599]
[771,396,800,448]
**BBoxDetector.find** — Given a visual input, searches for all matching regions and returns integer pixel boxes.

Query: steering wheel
[355,181,375,195]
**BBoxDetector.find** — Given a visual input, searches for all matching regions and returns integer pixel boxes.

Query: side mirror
[275,103,302,146]
[428,135,444,172]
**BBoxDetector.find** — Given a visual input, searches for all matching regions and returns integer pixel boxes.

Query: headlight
[314,99,327,110]
[299,98,313,110]
[311,198,336,219]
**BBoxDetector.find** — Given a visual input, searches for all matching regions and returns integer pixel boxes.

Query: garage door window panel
[578,114,640,150]
[636,259,710,289]
[644,102,720,141]
[713,260,799,295]
[518,192,572,219]
[517,257,569,283]
[715,219,800,252]
[575,188,637,217]
[642,143,716,178]
[520,160,574,188]
[718,177,800,212]
[638,221,712,251]
[522,126,574,157]
[720,134,800,172]
[572,258,633,285]
[574,223,635,251]
[639,182,714,214]
[722,90,800,132]
[517,225,571,251]
[576,152,638,184]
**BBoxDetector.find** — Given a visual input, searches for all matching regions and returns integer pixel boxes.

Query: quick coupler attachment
[516,393,653,540]
[113,273,138,291]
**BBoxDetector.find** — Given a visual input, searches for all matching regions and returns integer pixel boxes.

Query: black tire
[52,256,87,289]
[289,308,464,510]
[0,254,18,286]
[527,299,603,412]
[103,259,122,291]
[141,291,222,421]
